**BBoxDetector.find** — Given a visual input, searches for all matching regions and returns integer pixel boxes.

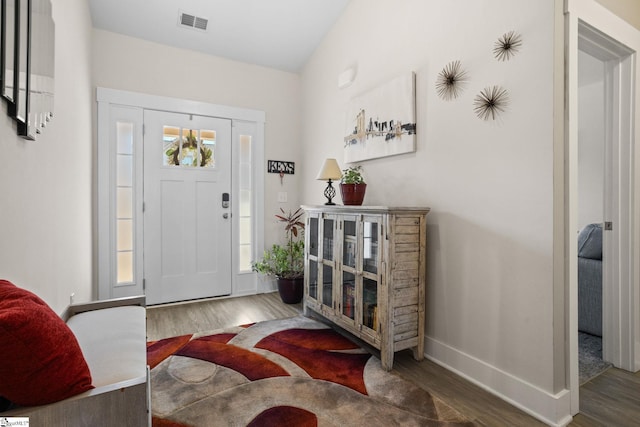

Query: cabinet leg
[411,346,425,361]
[381,348,394,371]
[412,334,425,361]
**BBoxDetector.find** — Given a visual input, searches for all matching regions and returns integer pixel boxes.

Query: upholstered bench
[0,281,150,426]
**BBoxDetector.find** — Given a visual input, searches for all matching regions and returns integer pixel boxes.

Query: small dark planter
[340,183,367,206]
[277,277,304,304]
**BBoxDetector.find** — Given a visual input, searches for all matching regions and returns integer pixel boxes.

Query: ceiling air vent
[178,11,208,31]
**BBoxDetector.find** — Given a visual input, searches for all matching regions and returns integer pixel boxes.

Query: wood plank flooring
[147,292,639,426]
[570,367,640,426]
[147,292,301,341]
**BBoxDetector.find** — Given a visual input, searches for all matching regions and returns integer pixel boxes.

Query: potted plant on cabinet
[252,208,305,304]
[340,165,367,205]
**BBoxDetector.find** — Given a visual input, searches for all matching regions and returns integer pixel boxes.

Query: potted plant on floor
[252,208,305,304]
[340,165,367,205]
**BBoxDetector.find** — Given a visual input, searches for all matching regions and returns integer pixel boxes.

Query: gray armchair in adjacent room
[578,223,603,337]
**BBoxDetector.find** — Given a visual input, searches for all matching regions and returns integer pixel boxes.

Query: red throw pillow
[0,280,94,406]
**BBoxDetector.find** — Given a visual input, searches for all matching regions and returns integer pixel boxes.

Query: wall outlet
[70,293,75,304]
[277,192,288,203]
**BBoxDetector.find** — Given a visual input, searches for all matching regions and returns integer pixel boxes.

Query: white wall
[596,0,640,30]
[578,50,605,230]
[91,30,303,251]
[300,0,563,422]
[0,0,94,314]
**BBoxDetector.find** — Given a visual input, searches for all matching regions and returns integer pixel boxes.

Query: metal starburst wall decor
[435,60,468,100]
[473,86,509,121]
[493,31,522,61]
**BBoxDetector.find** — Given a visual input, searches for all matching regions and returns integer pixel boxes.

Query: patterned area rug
[147,316,476,427]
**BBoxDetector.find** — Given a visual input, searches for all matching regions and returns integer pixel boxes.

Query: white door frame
[565,0,640,414]
[96,87,265,301]
[96,104,145,299]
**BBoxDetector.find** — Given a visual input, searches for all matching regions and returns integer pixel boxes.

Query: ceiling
[88,0,351,73]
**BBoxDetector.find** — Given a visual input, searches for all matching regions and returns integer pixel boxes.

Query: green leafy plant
[252,208,305,279]
[165,131,213,167]
[341,165,365,184]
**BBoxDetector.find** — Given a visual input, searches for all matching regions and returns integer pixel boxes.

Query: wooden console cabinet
[301,205,430,370]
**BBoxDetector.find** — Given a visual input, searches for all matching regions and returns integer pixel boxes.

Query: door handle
[223,213,229,219]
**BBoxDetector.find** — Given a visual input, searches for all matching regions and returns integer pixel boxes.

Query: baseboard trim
[425,336,573,427]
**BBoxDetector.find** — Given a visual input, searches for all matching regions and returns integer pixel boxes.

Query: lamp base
[323,180,337,205]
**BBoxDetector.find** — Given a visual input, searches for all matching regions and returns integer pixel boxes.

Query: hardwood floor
[146,292,301,341]
[146,292,639,426]
[570,367,640,426]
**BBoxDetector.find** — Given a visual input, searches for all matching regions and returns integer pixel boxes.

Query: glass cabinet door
[362,278,378,331]
[308,216,318,257]
[362,219,378,275]
[343,218,357,268]
[341,217,357,321]
[322,218,334,261]
[305,211,382,335]
[308,259,318,301]
[320,217,335,310]
[360,216,381,333]
[305,215,320,303]
[322,264,334,309]
[342,270,356,320]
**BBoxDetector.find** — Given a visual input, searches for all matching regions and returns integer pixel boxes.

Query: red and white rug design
[147,316,475,427]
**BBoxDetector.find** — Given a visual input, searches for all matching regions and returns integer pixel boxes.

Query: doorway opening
[567,6,639,415]
[96,88,266,303]
[576,20,635,373]
[576,46,610,385]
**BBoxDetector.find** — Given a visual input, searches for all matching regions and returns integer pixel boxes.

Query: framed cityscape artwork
[344,71,416,163]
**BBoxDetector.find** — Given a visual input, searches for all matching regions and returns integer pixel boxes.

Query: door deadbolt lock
[222,192,230,209]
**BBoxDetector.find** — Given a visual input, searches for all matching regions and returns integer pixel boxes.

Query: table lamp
[316,158,342,205]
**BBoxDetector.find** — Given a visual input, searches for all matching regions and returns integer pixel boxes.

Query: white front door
[143,110,232,304]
